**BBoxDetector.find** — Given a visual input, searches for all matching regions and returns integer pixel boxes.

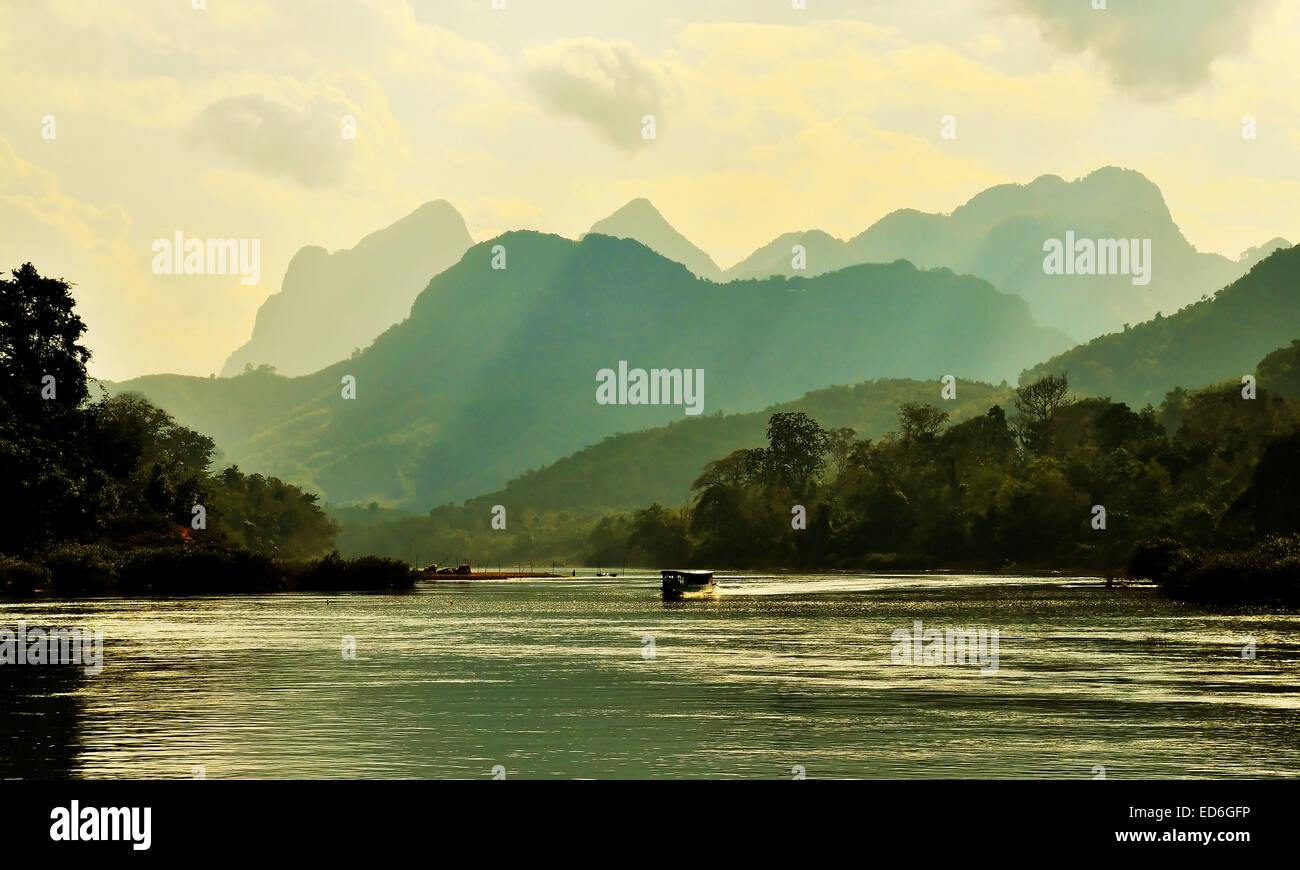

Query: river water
[2,573,1297,779]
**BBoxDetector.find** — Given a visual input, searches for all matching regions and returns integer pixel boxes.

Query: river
[2,572,1297,779]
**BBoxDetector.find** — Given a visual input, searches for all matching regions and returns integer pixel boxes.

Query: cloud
[523,39,680,150]
[1005,0,1269,98]
[187,94,353,186]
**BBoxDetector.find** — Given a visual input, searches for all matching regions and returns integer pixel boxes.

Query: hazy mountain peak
[1239,237,1293,265]
[587,198,722,280]
[220,200,474,377]
[1076,166,1170,210]
[606,197,662,219]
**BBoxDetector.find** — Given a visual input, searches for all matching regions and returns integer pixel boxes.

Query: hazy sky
[2,0,1297,380]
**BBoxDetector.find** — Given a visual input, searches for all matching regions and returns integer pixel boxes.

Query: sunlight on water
[2,573,1298,779]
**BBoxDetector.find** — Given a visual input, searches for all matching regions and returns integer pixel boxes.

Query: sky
[2,0,1298,381]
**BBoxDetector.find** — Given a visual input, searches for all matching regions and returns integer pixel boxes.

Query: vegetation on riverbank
[0,547,415,596]
[0,264,416,595]
[342,343,1300,607]
[1128,535,1300,608]
[601,370,1294,573]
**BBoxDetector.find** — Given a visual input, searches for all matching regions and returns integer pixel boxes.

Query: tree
[826,427,858,474]
[627,504,691,565]
[897,403,949,442]
[757,412,831,491]
[88,394,216,526]
[0,263,91,418]
[1014,372,1073,423]
[0,264,338,562]
[1013,372,1073,453]
[1229,431,1300,536]
[1258,339,1300,400]
[691,448,757,491]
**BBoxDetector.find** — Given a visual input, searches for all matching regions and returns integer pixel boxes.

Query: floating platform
[421,570,562,580]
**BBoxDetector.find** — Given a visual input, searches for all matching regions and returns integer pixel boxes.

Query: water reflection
[0,661,86,779]
[1,573,1297,779]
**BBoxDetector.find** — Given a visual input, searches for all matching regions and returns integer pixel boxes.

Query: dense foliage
[0,264,411,595]
[659,372,1298,573]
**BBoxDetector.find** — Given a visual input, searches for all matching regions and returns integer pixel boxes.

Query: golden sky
[2,0,1297,380]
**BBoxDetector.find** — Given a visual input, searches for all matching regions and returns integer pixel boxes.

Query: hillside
[455,378,1015,514]
[112,233,1068,507]
[1021,243,1300,407]
[220,200,474,377]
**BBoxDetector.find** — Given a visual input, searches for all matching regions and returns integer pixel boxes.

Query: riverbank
[6,539,1292,610]
[1128,535,1300,608]
[0,545,417,596]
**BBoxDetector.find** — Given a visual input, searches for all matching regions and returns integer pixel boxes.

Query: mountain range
[111,232,1068,507]
[109,168,1296,516]
[351,242,1300,521]
[465,240,1300,517]
[216,168,1286,386]
[720,168,1286,342]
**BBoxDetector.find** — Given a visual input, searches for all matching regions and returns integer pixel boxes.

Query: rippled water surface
[3,573,1298,779]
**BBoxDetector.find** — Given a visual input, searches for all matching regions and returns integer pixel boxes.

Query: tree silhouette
[0,263,90,418]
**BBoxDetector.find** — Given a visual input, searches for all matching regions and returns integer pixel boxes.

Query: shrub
[42,543,122,595]
[289,552,417,592]
[1135,534,1300,607]
[1127,538,1193,584]
[0,557,52,595]
[118,546,284,595]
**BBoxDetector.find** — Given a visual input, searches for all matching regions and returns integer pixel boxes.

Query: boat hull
[660,570,715,598]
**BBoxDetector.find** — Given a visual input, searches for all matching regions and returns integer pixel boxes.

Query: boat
[661,569,714,598]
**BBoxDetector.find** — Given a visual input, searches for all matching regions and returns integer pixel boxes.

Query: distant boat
[661,569,714,598]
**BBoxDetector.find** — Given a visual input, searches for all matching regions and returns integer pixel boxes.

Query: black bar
[1,781,1287,858]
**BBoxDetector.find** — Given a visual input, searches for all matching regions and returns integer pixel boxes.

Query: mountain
[726,168,1290,344]
[1239,237,1293,269]
[586,198,722,280]
[1021,243,1300,408]
[456,378,1016,514]
[220,200,474,377]
[112,233,1069,507]
[726,229,848,280]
